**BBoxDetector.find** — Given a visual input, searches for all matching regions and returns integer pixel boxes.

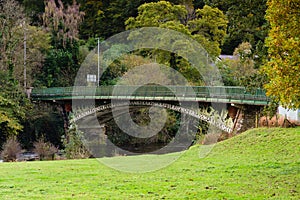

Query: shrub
[1,137,22,162]
[63,120,90,159]
[34,138,58,160]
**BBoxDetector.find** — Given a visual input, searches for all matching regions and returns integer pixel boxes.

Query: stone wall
[234,105,263,133]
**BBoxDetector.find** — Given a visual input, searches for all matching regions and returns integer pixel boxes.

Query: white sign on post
[87,74,97,83]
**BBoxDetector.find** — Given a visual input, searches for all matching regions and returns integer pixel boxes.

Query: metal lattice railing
[31,85,269,105]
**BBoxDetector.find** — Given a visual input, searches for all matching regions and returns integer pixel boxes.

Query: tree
[125,1,227,85]
[37,43,80,87]
[262,0,300,109]
[78,0,204,39]
[42,0,84,47]
[0,96,23,146]
[0,0,51,88]
[79,0,162,39]
[119,63,173,85]
[37,0,84,87]
[14,25,51,87]
[78,0,104,39]
[20,103,65,149]
[218,42,258,86]
[22,0,45,26]
[204,0,268,55]
[63,118,90,159]
[126,1,227,57]
[0,71,28,147]
[0,1,37,147]
[0,0,25,74]
[100,54,153,85]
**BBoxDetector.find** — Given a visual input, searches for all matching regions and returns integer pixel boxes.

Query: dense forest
[0,0,299,159]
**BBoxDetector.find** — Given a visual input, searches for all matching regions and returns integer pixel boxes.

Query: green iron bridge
[30,85,270,136]
[31,85,269,105]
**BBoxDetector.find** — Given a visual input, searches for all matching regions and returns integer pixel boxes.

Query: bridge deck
[31,85,269,105]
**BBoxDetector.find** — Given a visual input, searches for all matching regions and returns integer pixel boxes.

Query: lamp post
[97,38,100,86]
[23,21,27,89]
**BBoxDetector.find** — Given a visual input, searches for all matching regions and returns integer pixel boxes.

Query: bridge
[31,85,269,105]
[30,85,269,156]
[31,85,269,132]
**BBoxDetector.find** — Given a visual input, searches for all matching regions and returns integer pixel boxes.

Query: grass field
[0,127,299,199]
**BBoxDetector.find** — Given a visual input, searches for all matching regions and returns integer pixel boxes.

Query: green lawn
[0,127,299,199]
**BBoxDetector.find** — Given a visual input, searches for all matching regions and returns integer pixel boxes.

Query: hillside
[0,127,299,199]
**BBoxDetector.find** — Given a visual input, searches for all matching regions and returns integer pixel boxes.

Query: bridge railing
[31,85,269,104]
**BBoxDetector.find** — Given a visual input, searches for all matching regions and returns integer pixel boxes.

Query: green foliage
[0,71,29,146]
[1,1,49,87]
[35,0,83,87]
[23,0,45,25]
[79,0,161,39]
[0,1,58,147]
[190,5,228,46]
[0,0,51,87]
[0,97,23,137]
[63,118,90,159]
[126,1,186,28]
[217,42,267,88]
[106,108,179,148]
[205,0,269,55]
[37,45,80,87]
[262,98,279,119]
[222,43,256,83]
[124,1,227,86]
[262,0,300,109]
[79,0,207,39]
[14,25,51,86]
[118,62,173,85]
[0,0,25,73]
[216,61,237,86]
[20,103,64,150]
[79,0,104,39]
[126,2,227,58]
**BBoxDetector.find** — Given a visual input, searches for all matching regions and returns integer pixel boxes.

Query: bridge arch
[73,101,233,133]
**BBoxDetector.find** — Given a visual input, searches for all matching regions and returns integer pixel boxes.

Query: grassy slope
[0,127,299,199]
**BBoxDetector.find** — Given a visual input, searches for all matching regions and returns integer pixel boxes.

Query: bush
[63,120,90,159]
[1,137,22,162]
[34,138,58,160]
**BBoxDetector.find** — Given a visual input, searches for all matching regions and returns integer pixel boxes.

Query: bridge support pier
[59,102,72,137]
[232,105,263,133]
